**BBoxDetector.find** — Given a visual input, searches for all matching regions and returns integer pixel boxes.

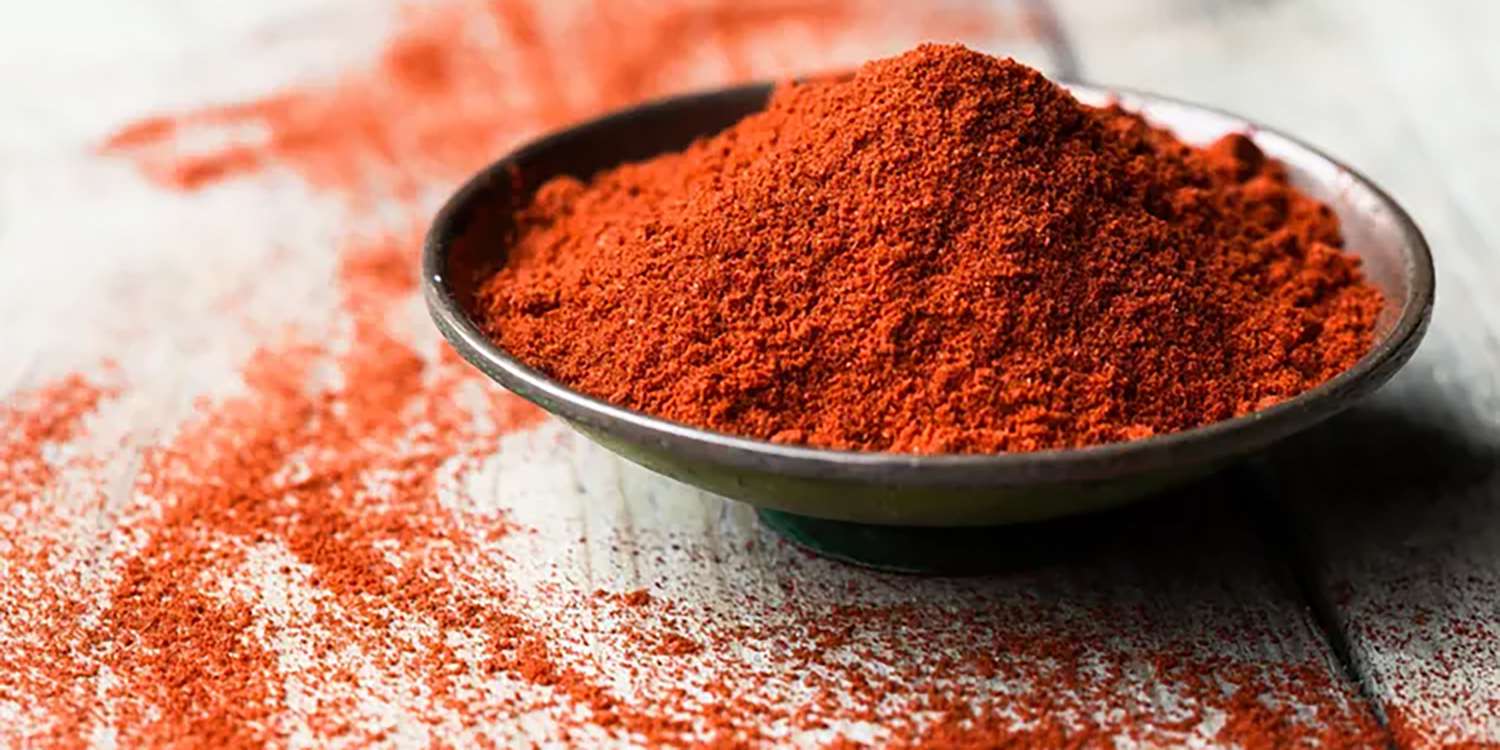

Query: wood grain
[3,0,1491,744]
[532,429,1380,745]
[1052,0,1500,745]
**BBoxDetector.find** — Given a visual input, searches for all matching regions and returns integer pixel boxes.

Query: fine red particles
[477,44,1382,454]
[0,1,1446,748]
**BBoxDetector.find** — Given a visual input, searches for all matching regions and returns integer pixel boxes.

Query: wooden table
[1,0,1494,746]
[1050,1,1500,745]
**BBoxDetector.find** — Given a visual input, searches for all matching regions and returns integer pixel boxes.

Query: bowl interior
[436,84,773,326]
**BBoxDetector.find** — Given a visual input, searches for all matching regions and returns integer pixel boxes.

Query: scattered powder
[99,0,996,199]
[0,0,1468,747]
[0,374,113,512]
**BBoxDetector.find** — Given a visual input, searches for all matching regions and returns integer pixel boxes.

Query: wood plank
[1267,3,1500,746]
[0,0,1386,745]
[525,437,1384,746]
[1053,0,1500,745]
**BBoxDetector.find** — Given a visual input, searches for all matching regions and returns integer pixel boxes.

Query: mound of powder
[477,43,1382,453]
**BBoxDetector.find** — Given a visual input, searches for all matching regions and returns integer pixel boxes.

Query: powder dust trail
[0,374,117,743]
[0,0,1399,746]
[69,231,557,745]
[55,3,1021,742]
[98,0,998,201]
[0,374,114,512]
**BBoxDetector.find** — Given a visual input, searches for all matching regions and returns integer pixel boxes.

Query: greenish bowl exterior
[572,422,1208,525]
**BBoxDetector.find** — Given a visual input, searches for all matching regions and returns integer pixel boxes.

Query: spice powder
[0,1,1410,747]
[478,44,1382,454]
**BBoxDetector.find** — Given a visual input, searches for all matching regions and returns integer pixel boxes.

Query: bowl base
[756,507,1125,575]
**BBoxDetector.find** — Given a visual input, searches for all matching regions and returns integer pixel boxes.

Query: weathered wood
[1053,0,1500,744]
[0,0,1433,744]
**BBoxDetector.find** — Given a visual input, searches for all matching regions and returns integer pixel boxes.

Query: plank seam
[1229,461,1399,749]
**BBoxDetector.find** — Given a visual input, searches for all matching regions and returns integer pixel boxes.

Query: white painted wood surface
[0,0,1493,746]
[1053,0,1500,745]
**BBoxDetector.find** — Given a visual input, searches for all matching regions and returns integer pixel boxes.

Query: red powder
[1389,706,1500,750]
[64,234,549,745]
[0,1,1424,748]
[0,374,112,511]
[99,0,990,201]
[478,45,1382,453]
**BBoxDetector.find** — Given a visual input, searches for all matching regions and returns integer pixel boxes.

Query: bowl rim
[423,80,1434,485]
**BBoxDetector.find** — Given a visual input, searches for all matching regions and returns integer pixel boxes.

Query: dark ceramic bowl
[424,82,1433,541]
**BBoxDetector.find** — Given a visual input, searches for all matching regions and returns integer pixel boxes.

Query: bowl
[423,81,1432,568]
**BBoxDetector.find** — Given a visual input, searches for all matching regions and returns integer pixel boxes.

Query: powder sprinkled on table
[0,1,1417,747]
